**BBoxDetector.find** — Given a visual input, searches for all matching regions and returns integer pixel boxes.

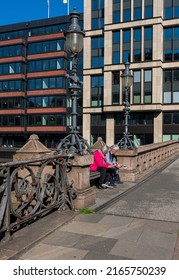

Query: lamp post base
[118,134,135,150]
[57,132,91,155]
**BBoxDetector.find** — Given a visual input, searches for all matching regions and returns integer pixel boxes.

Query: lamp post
[57,7,90,155]
[118,62,135,150]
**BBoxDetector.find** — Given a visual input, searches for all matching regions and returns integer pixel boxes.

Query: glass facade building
[83,0,179,146]
[0,14,83,148]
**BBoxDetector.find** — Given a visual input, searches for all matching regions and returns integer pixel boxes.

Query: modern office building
[0,14,83,148]
[83,0,179,146]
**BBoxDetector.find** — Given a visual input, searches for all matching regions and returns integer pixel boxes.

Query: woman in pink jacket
[90,145,116,189]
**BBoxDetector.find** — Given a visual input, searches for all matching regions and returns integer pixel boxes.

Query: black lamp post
[57,7,90,155]
[118,62,135,150]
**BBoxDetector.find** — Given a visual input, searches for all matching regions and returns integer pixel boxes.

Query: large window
[91,75,104,106]
[91,0,104,29]
[0,98,24,109]
[91,37,104,68]
[163,69,179,103]
[164,27,179,62]
[27,95,66,108]
[144,26,152,61]
[0,79,25,92]
[28,114,66,126]
[163,112,179,124]
[134,0,142,20]
[133,28,142,62]
[0,45,25,58]
[112,31,120,64]
[115,112,153,125]
[123,0,131,22]
[0,62,25,75]
[28,58,66,72]
[164,0,179,19]
[123,29,131,62]
[27,77,66,90]
[112,71,120,104]
[144,0,153,19]
[28,40,64,55]
[133,70,141,104]
[144,69,152,103]
[91,113,106,145]
[113,0,121,23]
[0,115,23,126]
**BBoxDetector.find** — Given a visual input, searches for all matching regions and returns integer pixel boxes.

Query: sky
[0,0,84,26]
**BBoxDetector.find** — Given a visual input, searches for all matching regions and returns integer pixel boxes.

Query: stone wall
[116,140,179,182]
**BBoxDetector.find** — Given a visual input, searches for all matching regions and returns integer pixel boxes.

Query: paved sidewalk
[0,156,179,260]
[19,213,179,260]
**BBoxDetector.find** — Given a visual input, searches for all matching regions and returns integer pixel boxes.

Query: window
[91,75,104,106]
[163,69,179,103]
[112,31,120,64]
[133,28,141,62]
[0,63,24,75]
[144,69,152,103]
[0,45,25,58]
[28,58,66,72]
[134,0,142,20]
[164,0,179,19]
[164,27,179,62]
[144,27,152,61]
[112,71,120,104]
[113,0,120,23]
[123,29,131,62]
[92,0,104,29]
[27,77,66,90]
[123,0,131,22]
[133,70,141,104]
[28,40,64,55]
[0,80,25,92]
[91,37,104,68]
[144,0,153,19]
[27,114,65,126]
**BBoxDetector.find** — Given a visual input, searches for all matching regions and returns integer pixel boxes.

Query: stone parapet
[67,154,96,209]
[116,140,179,182]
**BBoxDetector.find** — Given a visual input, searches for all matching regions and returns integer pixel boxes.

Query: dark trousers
[106,168,120,184]
[97,167,110,185]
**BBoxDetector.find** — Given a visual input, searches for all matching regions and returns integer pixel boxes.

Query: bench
[90,170,100,187]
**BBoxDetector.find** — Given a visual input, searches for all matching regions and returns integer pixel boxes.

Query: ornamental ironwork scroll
[0,154,76,243]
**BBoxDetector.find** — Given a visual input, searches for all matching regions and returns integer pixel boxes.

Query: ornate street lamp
[57,7,90,155]
[118,62,135,150]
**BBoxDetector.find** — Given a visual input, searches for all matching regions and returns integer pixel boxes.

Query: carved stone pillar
[67,154,96,209]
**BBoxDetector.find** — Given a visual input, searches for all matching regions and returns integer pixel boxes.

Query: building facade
[0,15,83,148]
[83,0,179,146]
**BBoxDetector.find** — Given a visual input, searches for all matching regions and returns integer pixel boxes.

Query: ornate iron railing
[0,154,76,243]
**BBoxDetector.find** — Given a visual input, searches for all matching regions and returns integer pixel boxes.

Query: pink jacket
[90,150,110,171]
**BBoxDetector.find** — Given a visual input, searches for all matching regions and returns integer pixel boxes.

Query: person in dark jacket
[106,144,123,186]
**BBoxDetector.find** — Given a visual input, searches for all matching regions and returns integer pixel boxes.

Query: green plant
[79,207,95,214]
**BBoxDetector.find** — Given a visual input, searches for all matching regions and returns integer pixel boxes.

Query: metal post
[118,62,135,150]
[57,8,91,155]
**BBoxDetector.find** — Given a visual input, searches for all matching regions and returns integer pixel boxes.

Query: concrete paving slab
[110,239,173,260]
[138,229,177,250]
[98,215,134,227]
[57,221,111,237]
[20,243,88,260]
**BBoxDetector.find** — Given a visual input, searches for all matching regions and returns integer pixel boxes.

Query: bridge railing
[116,140,179,182]
[0,154,76,243]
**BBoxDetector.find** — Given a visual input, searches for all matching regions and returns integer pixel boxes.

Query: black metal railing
[0,154,76,243]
